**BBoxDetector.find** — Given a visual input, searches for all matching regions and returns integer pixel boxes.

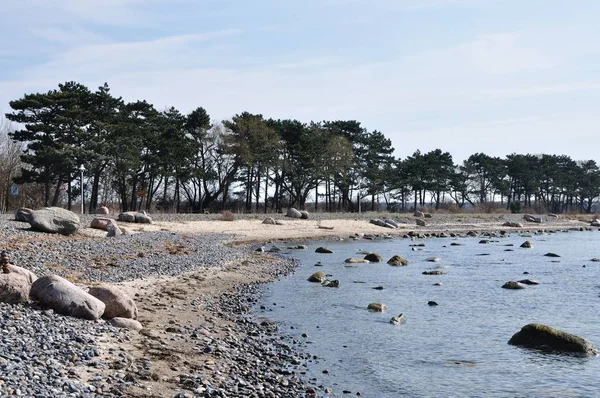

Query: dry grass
[219,210,235,221]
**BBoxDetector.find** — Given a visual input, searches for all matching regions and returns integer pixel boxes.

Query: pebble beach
[0,211,593,397]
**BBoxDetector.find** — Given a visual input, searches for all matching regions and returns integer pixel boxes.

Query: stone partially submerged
[27,207,80,235]
[30,275,105,320]
[508,323,598,355]
[308,272,327,283]
[387,255,409,266]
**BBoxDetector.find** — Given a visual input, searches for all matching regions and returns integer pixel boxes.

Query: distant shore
[80,211,596,244]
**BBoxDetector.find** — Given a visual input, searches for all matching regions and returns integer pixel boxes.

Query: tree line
[4,81,600,214]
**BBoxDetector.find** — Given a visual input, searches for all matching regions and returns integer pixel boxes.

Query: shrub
[509,201,523,214]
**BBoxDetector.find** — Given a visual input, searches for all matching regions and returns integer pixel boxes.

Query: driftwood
[318,226,334,230]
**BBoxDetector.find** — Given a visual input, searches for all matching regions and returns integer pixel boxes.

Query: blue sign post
[10,185,18,196]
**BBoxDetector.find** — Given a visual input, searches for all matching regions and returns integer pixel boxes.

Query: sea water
[257,230,600,397]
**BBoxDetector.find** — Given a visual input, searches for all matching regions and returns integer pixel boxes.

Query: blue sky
[2,0,600,162]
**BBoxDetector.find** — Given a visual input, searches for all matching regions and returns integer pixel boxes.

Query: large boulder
[508,323,598,355]
[30,275,105,320]
[299,210,309,219]
[90,217,118,231]
[28,207,80,235]
[416,219,426,227]
[6,264,37,285]
[118,211,137,223]
[520,241,533,248]
[387,255,409,266]
[14,208,33,222]
[87,285,138,319]
[0,273,30,304]
[285,208,302,218]
[315,247,334,254]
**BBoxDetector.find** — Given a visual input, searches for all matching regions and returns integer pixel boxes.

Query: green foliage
[6,81,600,215]
[509,201,523,214]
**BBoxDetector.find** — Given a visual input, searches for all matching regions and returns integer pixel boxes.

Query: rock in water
[544,252,560,257]
[508,323,598,355]
[502,281,526,289]
[387,255,409,266]
[308,272,327,283]
[345,258,369,264]
[390,313,406,325]
[520,241,533,248]
[315,247,334,254]
[367,302,386,312]
[321,279,339,287]
[364,253,382,262]
[28,207,80,235]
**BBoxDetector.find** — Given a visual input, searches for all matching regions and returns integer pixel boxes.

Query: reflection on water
[258,231,600,397]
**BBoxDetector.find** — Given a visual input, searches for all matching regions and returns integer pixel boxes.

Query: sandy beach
[79,212,591,397]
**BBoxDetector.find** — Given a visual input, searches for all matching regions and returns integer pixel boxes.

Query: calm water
[257,231,600,397]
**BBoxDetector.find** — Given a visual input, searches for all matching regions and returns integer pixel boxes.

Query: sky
[1,0,600,163]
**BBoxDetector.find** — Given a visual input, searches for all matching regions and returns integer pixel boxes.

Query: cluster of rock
[117,210,153,224]
[14,206,154,238]
[285,207,309,219]
[369,219,402,229]
[0,255,140,330]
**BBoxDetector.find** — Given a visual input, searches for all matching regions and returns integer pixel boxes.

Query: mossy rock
[502,281,526,289]
[387,255,409,266]
[508,323,598,355]
[307,272,327,283]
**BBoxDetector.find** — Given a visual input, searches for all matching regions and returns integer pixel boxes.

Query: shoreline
[85,212,594,397]
[1,212,597,397]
